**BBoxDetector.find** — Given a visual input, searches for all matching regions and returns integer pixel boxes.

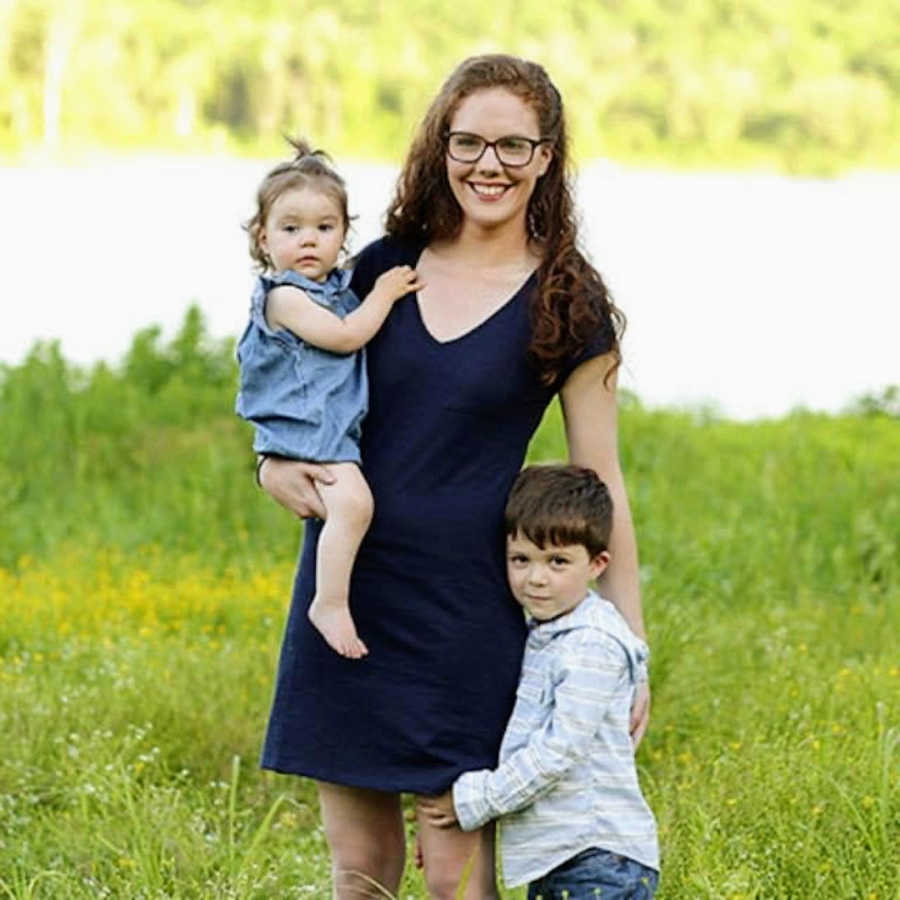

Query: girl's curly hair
[385,55,624,386]
[245,137,350,271]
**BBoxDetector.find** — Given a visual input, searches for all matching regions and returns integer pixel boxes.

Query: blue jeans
[526,848,659,899]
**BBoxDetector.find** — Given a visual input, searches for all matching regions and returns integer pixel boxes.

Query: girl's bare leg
[415,799,499,900]
[309,462,373,658]
[317,781,406,899]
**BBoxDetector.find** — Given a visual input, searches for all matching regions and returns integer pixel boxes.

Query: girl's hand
[630,681,651,749]
[417,791,458,829]
[371,265,424,304]
[258,456,335,519]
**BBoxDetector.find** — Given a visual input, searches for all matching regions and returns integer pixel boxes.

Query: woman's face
[445,87,551,236]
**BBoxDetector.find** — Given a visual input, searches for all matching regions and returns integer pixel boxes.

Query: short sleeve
[348,240,385,301]
[558,306,617,385]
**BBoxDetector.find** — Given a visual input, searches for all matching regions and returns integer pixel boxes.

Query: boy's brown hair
[504,465,613,558]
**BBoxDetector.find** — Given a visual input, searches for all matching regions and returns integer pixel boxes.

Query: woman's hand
[630,681,651,749]
[258,456,335,519]
[418,792,458,829]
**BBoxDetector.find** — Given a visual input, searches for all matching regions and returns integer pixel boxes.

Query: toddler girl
[236,139,422,659]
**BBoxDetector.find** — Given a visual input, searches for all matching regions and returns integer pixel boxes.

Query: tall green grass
[1,307,266,571]
[1,310,897,897]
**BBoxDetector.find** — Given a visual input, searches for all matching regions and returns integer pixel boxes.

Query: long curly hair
[385,54,624,386]
[245,137,351,271]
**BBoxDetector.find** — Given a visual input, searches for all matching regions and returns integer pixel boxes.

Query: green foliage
[0,306,252,569]
[2,0,900,171]
[0,311,897,896]
[846,384,900,419]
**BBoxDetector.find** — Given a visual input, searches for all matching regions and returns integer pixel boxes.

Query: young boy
[420,465,659,898]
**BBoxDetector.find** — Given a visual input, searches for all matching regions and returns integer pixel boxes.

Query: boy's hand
[418,791,457,828]
[370,265,424,303]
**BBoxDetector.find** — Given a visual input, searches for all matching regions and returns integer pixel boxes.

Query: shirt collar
[268,266,350,297]
[527,590,599,638]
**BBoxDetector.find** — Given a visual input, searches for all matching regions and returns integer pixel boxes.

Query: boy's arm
[266,265,422,354]
[451,632,624,832]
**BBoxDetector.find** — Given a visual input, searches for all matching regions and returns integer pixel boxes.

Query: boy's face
[506,532,610,622]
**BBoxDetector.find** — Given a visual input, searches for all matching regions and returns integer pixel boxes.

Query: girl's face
[260,186,346,281]
[445,87,551,236]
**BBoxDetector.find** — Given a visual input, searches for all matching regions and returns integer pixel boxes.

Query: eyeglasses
[444,131,550,168]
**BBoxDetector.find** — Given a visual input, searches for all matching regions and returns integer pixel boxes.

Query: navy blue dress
[261,236,613,794]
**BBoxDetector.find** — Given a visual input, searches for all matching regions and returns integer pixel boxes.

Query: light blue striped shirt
[452,591,659,888]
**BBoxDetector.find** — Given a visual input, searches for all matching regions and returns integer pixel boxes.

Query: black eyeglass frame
[443,131,551,168]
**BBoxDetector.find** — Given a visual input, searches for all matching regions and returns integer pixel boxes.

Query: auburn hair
[385,54,624,385]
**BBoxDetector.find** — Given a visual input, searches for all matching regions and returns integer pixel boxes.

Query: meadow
[1,314,897,898]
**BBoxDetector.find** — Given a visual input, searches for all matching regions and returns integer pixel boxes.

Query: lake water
[1,156,897,420]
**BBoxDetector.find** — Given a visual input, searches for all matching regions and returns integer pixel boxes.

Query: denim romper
[235,268,366,464]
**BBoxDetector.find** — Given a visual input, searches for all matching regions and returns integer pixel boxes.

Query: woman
[259,54,650,899]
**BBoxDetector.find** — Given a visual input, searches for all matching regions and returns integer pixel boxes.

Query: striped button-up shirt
[452,591,659,888]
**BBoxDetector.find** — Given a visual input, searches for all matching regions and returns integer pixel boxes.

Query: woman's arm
[267,265,422,354]
[560,353,651,744]
[560,354,644,636]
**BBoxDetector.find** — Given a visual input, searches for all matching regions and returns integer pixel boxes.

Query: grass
[1,319,897,897]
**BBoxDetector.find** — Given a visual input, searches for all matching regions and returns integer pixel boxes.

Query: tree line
[2,0,899,172]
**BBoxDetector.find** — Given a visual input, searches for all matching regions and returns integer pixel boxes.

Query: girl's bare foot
[308,596,368,658]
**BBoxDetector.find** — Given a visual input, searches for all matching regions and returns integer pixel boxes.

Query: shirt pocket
[513,668,550,729]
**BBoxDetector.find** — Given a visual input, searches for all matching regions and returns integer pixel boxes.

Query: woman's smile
[467,181,513,200]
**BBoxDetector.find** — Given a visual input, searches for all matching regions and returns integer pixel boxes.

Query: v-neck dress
[260,236,615,793]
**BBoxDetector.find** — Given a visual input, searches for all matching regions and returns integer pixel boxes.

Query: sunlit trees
[1,0,898,170]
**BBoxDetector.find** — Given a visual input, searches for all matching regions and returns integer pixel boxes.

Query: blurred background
[2,7,897,896]
[1,0,898,418]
